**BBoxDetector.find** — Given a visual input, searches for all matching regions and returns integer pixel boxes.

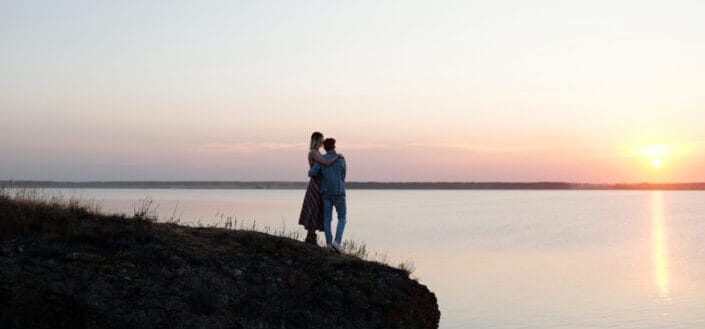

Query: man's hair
[323,138,336,151]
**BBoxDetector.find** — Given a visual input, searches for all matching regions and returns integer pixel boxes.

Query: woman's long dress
[298,170,324,232]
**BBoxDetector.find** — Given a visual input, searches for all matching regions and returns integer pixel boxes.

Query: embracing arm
[310,150,340,167]
[308,162,322,178]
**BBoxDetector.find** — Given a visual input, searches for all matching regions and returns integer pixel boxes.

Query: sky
[2,0,704,182]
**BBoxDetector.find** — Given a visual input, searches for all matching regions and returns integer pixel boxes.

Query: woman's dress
[298,165,324,232]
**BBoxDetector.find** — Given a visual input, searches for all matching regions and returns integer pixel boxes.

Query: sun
[651,158,663,168]
[643,145,668,170]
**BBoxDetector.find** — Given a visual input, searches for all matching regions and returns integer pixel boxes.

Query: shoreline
[3,180,705,190]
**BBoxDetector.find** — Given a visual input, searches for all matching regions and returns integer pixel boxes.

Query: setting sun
[642,145,670,170]
[651,158,663,168]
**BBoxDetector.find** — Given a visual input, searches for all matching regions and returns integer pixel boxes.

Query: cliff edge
[0,195,440,329]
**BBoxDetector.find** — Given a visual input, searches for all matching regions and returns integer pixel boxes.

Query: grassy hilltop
[0,192,440,329]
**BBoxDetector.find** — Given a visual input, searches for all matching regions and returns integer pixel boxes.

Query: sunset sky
[2,1,704,182]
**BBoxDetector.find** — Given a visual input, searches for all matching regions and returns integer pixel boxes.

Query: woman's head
[310,132,324,150]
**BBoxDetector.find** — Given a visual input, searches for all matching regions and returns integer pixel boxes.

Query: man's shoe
[331,242,342,254]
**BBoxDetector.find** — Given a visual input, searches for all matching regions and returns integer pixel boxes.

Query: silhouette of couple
[298,132,347,254]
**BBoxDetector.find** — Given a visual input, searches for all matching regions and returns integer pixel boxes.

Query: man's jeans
[322,195,347,246]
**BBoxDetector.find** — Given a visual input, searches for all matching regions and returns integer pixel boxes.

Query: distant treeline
[2,181,705,190]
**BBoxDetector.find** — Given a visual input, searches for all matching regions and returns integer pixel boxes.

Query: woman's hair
[310,132,324,150]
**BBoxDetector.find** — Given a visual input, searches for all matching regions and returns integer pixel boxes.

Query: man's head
[323,138,336,152]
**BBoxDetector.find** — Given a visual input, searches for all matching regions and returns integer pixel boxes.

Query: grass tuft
[132,197,158,222]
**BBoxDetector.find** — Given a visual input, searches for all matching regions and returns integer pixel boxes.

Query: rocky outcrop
[0,196,440,329]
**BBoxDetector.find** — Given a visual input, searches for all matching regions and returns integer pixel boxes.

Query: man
[308,138,347,253]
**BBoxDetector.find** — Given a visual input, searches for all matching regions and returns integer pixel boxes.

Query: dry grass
[132,196,158,222]
[4,187,103,215]
[0,188,126,240]
[0,187,414,274]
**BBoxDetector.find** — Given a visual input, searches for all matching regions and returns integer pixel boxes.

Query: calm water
[19,189,705,328]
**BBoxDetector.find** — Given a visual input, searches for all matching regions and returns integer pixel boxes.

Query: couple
[298,132,347,253]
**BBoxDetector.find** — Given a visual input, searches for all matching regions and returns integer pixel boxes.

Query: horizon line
[2,180,705,191]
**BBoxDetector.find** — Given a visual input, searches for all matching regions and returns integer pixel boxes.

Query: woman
[298,132,341,245]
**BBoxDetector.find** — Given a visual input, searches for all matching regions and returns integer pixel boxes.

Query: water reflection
[651,191,670,300]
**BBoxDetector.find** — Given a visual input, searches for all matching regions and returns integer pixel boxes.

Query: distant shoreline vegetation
[2,181,705,190]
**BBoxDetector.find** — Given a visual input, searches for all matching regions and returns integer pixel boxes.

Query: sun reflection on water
[651,191,671,301]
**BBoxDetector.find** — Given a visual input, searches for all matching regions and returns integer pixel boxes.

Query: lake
[17,189,705,328]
